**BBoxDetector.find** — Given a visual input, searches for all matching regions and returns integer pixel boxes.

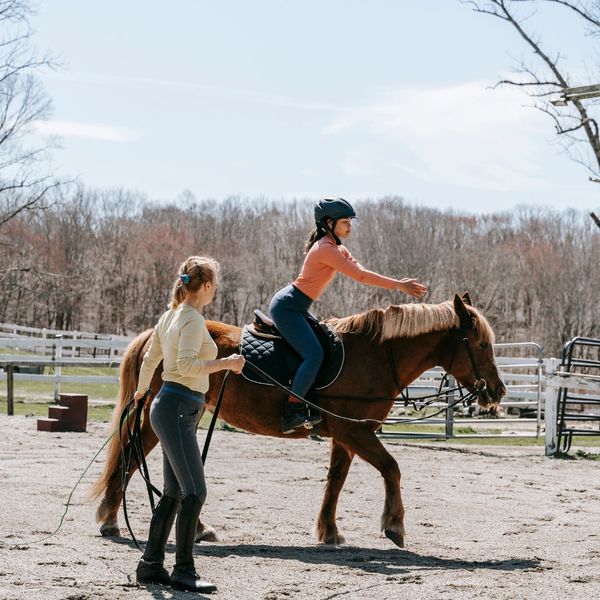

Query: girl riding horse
[270,197,427,433]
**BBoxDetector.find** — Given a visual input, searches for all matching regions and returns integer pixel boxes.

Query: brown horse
[90,293,505,548]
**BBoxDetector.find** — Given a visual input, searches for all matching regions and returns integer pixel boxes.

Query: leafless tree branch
[468,0,600,178]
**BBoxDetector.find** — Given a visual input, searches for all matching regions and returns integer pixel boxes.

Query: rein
[119,393,162,551]
[242,346,482,428]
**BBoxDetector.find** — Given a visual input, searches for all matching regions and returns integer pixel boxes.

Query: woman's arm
[321,244,427,297]
[176,317,244,378]
[135,328,164,399]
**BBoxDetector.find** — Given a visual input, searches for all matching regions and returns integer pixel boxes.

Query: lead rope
[119,373,232,550]
[243,360,477,426]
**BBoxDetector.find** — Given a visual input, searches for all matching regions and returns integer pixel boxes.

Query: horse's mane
[328,301,495,343]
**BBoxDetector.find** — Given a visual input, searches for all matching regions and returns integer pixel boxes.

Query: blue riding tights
[149,382,207,503]
[269,284,324,399]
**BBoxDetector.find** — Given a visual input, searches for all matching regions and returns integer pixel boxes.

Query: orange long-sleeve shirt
[292,236,398,300]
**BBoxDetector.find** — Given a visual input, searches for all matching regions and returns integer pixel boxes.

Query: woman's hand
[397,278,427,298]
[133,389,149,408]
[223,353,245,374]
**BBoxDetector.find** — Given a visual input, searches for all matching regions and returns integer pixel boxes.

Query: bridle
[383,325,490,418]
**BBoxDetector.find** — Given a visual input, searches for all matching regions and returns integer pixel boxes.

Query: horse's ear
[461,291,472,306]
[454,293,475,330]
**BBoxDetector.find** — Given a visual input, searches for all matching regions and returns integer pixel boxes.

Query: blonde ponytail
[170,256,220,309]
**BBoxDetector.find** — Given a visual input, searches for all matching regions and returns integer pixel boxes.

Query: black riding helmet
[314,197,356,225]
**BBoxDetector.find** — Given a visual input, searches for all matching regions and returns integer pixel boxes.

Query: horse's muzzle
[481,383,506,407]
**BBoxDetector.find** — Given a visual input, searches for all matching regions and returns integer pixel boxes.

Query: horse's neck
[388,331,449,389]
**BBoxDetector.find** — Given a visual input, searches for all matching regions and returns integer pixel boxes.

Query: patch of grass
[0,399,115,422]
[0,399,226,429]
[455,426,479,435]
[0,373,119,403]
[574,449,600,461]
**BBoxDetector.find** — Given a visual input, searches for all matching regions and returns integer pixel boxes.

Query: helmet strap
[326,218,342,245]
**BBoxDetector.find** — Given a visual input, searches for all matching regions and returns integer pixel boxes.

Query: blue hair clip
[180,273,191,284]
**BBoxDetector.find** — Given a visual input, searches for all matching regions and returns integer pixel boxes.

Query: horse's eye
[480,342,489,349]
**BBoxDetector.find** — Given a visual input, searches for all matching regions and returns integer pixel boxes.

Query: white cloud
[324,81,548,192]
[46,71,342,113]
[32,119,139,142]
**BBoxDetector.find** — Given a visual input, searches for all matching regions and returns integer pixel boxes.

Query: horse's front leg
[337,426,405,548]
[316,440,354,545]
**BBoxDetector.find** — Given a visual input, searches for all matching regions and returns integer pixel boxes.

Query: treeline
[1,189,598,355]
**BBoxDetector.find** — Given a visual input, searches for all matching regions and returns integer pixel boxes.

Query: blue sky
[31,0,600,214]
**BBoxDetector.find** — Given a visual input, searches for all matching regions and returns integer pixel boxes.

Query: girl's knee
[184,479,207,506]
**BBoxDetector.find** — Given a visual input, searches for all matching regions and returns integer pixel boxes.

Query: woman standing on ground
[133,256,244,594]
[269,198,427,434]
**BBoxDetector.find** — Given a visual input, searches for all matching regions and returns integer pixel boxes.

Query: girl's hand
[224,353,245,374]
[397,278,427,298]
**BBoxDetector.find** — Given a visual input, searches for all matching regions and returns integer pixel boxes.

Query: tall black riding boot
[136,494,180,585]
[170,494,217,594]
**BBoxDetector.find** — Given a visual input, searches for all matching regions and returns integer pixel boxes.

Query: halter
[454,324,489,398]
[385,324,489,415]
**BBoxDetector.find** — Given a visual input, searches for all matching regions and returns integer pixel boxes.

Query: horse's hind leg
[337,426,405,548]
[97,414,159,537]
[316,440,354,545]
[195,519,218,543]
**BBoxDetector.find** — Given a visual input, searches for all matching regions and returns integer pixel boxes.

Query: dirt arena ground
[1,414,599,600]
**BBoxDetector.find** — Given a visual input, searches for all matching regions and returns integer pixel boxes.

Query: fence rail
[0,332,545,435]
[2,323,598,451]
[380,342,544,440]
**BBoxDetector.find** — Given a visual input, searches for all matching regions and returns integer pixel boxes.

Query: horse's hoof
[384,528,405,548]
[100,524,121,537]
[318,528,346,545]
[321,533,345,546]
[195,525,218,543]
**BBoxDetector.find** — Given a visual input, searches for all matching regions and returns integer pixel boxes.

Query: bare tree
[466,0,600,180]
[0,0,60,229]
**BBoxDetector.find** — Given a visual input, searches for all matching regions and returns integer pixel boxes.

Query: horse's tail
[88,329,153,502]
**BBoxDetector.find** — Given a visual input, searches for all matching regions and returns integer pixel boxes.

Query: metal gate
[556,337,600,452]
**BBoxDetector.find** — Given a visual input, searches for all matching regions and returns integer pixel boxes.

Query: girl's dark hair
[305,220,340,253]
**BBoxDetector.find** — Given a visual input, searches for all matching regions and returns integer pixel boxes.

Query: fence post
[445,375,455,438]
[7,364,14,416]
[53,340,62,402]
[544,358,560,456]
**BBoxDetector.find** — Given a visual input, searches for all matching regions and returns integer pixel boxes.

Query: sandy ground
[1,415,599,600]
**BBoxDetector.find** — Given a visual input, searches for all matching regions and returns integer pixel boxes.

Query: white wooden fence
[2,323,598,453]
[0,323,544,435]
[0,323,132,409]
[381,342,544,439]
